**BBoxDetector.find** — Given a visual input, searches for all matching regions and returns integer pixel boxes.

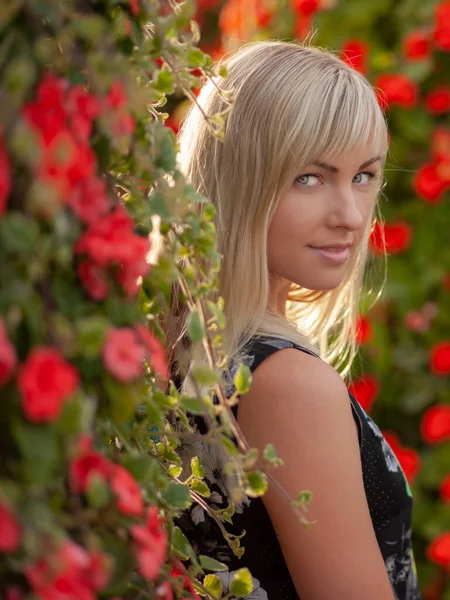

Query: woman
[167,41,421,599]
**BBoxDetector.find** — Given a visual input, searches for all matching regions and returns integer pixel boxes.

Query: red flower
[78,260,109,301]
[355,315,372,344]
[382,431,421,483]
[0,503,21,552]
[106,82,127,110]
[291,0,320,17]
[26,539,110,599]
[430,341,450,375]
[85,550,113,591]
[440,474,450,502]
[135,323,170,379]
[426,532,450,567]
[403,30,431,60]
[110,465,144,516]
[66,85,101,142]
[129,0,139,16]
[0,135,11,217]
[374,74,418,109]
[413,163,447,203]
[5,587,23,600]
[255,3,273,28]
[433,25,450,51]
[421,405,450,443]
[436,1,450,29]
[404,311,429,333]
[75,206,144,265]
[131,505,168,581]
[0,318,17,386]
[433,128,450,160]
[425,87,450,114]
[103,327,146,382]
[67,176,110,225]
[341,40,369,74]
[17,347,79,423]
[69,437,112,493]
[369,221,412,254]
[348,374,380,413]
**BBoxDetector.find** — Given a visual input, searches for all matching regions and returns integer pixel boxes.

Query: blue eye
[354,172,376,184]
[295,174,321,186]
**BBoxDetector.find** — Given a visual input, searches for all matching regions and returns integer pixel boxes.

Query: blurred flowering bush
[0,0,274,598]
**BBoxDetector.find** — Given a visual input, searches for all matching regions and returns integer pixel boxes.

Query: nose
[329,185,365,232]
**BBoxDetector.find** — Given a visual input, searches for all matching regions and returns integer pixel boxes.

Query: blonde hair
[167,40,388,381]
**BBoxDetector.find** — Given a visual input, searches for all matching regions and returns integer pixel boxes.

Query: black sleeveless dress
[174,336,422,600]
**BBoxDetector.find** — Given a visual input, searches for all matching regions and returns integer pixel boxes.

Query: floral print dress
[173,336,422,600]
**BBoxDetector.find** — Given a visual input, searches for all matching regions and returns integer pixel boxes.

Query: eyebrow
[312,155,382,173]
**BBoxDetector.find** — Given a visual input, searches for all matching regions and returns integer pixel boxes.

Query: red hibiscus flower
[0,503,21,552]
[403,30,431,60]
[26,539,111,599]
[434,25,450,50]
[425,87,450,114]
[432,128,450,161]
[78,260,109,301]
[131,505,168,581]
[374,73,418,109]
[413,163,447,203]
[17,347,79,423]
[355,315,372,345]
[110,465,144,516]
[421,405,450,443]
[430,341,450,375]
[103,327,146,382]
[426,532,450,567]
[69,436,112,493]
[0,134,11,217]
[348,374,380,413]
[382,431,421,483]
[67,176,110,225]
[341,40,369,74]
[291,0,320,17]
[369,221,412,254]
[440,474,450,502]
[135,323,170,379]
[0,318,17,386]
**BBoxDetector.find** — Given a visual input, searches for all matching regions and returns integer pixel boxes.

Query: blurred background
[165,1,450,596]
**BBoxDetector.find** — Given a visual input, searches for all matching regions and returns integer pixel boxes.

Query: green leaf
[199,555,229,572]
[191,365,221,386]
[230,568,253,597]
[263,443,284,467]
[233,363,252,394]
[172,525,196,560]
[180,395,204,415]
[153,69,174,95]
[203,574,222,598]
[221,435,239,456]
[85,472,110,509]
[13,420,60,485]
[187,47,207,68]
[245,471,268,498]
[190,477,210,497]
[294,490,313,507]
[0,212,39,254]
[161,482,192,509]
[76,316,109,357]
[187,311,205,342]
[191,456,205,478]
[167,464,183,477]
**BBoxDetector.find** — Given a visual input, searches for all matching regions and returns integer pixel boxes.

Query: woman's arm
[237,348,397,600]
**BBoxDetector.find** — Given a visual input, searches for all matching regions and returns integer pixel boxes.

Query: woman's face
[267,144,383,307]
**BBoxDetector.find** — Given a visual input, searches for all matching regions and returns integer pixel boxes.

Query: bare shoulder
[240,346,351,414]
[236,346,396,599]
